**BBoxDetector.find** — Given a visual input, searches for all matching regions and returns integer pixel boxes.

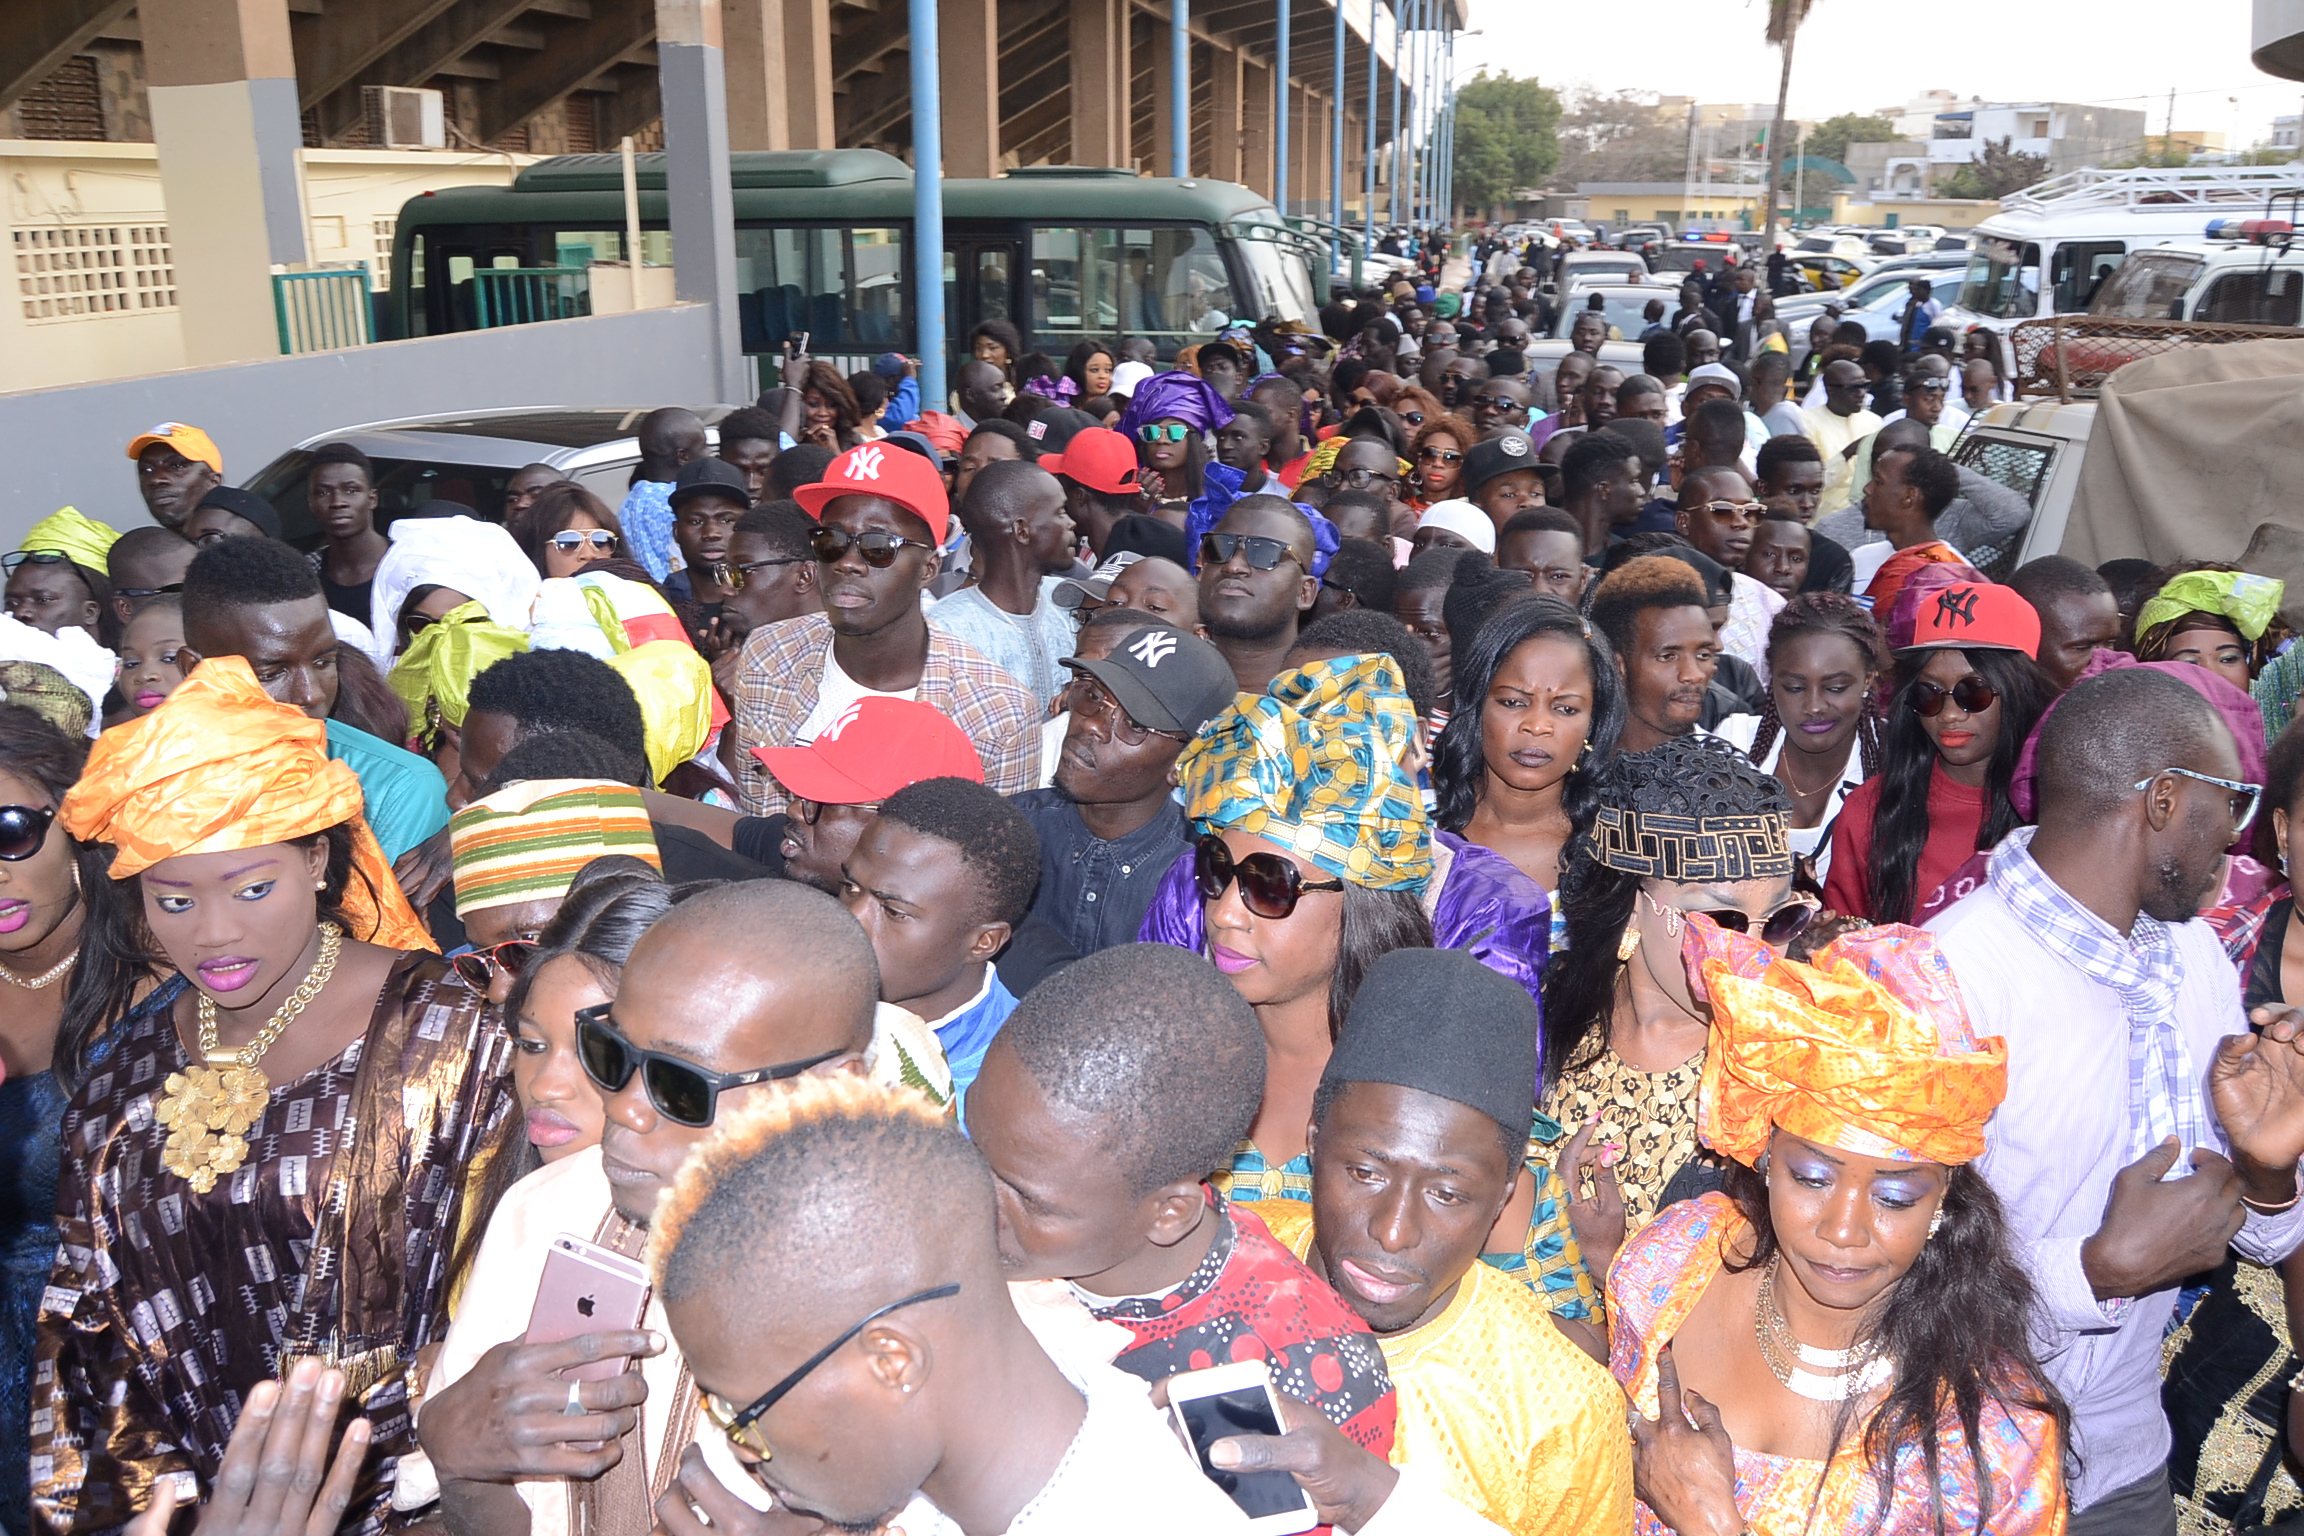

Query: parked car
[238,406,738,545]
[1556,251,1651,293]
[1777,253,1971,364]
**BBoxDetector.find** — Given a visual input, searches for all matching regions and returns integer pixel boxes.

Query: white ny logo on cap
[850,446,886,480]
[1128,630,1179,668]
[821,700,866,740]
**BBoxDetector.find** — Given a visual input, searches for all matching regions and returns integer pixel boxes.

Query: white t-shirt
[796,636,919,745]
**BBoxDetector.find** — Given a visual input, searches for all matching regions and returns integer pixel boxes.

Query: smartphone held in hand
[526,1234,652,1383]
[1166,1359,1317,1534]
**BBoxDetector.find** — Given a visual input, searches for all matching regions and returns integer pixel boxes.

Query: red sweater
[1822,762,1989,921]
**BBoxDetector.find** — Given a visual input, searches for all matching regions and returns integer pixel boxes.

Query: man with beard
[1931,667,2304,1536]
[1196,495,1320,693]
[1012,622,1237,955]
[734,445,1039,813]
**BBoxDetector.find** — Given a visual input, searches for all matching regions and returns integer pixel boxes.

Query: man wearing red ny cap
[1040,427,1146,559]
[751,695,985,892]
[733,443,1039,815]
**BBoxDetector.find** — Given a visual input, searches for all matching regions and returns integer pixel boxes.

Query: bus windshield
[1235,233,1318,328]
[1030,226,1239,356]
[1960,237,2041,319]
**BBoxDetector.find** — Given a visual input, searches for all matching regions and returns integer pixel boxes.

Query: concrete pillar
[658,0,747,402]
[942,0,1000,177]
[725,0,791,150]
[1241,59,1273,197]
[140,0,307,364]
[1208,44,1242,184]
[785,0,836,148]
[1071,0,1130,166]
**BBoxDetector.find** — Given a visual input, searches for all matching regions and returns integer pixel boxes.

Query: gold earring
[1617,925,1642,962]
[1927,1207,1945,1239]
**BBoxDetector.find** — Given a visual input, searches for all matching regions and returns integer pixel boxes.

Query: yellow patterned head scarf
[20,507,121,573]
[1178,652,1432,891]
[59,657,435,951]
[1300,435,1411,488]
[606,639,718,786]
[2136,568,2285,644]
[1684,914,2006,1167]
[388,600,530,747]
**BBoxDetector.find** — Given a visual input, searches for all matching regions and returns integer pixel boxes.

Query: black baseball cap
[1061,622,1239,736]
[668,457,752,511]
[195,485,282,540]
[1462,431,1539,495]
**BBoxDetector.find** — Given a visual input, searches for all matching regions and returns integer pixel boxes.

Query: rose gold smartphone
[525,1234,652,1383]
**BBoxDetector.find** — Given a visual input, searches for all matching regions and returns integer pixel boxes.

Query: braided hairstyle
[1746,593,1890,775]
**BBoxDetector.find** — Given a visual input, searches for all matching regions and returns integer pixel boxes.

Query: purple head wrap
[1115,370,1235,439]
[2011,650,2267,828]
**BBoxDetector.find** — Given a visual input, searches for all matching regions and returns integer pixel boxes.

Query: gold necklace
[157,924,343,1193]
[0,950,75,989]
[1772,740,1851,798]
[1753,1256,1894,1403]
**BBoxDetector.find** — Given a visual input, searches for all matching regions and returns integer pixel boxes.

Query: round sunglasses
[575,1005,843,1126]
[1195,833,1344,920]
[1643,887,1819,947]
[0,805,56,862]
[810,526,933,568]
[449,938,539,993]
[1911,675,1996,718]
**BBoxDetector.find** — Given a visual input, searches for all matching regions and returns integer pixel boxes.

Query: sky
[1457,0,2304,153]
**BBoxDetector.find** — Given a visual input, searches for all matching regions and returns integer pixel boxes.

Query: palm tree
[1760,0,1812,249]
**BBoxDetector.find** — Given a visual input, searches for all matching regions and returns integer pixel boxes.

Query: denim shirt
[1012,791,1193,958]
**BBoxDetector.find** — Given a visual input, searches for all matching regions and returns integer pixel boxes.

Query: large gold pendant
[155,1062,272,1194]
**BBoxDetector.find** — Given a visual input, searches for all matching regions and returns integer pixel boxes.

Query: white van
[1938,164,2304,338]
[2086,223,2304,326]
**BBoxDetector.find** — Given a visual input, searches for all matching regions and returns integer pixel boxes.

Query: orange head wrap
[59,657,435,952]
[1683,915,2006,1168]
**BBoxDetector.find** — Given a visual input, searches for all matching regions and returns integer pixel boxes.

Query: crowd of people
[5,225,2304,1536]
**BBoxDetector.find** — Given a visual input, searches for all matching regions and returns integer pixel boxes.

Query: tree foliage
[1937,138,2051,199]
[1554,89,1687,186]
[1803,112,1900,166]
[1451,72,1562,212]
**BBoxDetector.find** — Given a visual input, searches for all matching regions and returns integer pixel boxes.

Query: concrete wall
[0,303,727,545]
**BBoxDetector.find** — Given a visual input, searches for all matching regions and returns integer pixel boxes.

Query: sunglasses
[0,805,56,862]
[1910,675,1997,718]
[449,938,539,993]
[575,1006,845,1127]
[1697,500,1766,525]
[1417,447,1465,465]
[1195,833,1344,920]
[1337,466,1398,488]
[2,550,70,576]
[548,529,618,553]
[1472,394,1522,411]
[731,555,808,589]
[702,1283,962,1461]
[1200,533,1302,573]
[1138,423,1192,444]
[791,794,879,826]
[2134,766,2263,833]
[810,527,932,568]
[1644,887,1820,947]
[116,582,185,601]
[1399,411,1427,427]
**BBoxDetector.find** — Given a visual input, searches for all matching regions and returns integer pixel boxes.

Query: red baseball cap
[1900,580,2041,656]
[751,697,984,804]
[793,443,951,544]
[1039,427,1141,496]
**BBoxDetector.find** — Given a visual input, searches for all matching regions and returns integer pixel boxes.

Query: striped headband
[449,778,661,919]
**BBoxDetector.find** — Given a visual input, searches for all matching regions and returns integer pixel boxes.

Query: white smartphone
[525,1234,652,1383]
[1166,1359,1317,1534]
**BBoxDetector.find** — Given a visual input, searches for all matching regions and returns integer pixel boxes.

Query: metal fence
[472,266,591,328]
[2012,314,2304,400]
[272,269,374,354]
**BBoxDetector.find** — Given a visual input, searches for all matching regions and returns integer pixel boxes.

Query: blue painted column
[1275,0,1292,215]
[910,0,946,409]
[1172,0,1192,175]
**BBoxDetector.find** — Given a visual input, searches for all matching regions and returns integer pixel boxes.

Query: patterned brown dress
[31,953,514,1536]
[1537,1045,1707,1232]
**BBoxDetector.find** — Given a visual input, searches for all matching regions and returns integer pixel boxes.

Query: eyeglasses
[575,1006,846,1127]
[701,1283,963,1461]
[809,527,932,568]
[1201,533,1303,573]
[1138,423,1192,444]
[1399,411,1427,427]
[730,555,808,589]
[1696,499,1766,526]
[1195,833,1345,920]
[449,938,539,993]
[1471,394,1523,411]
[1064,674,1188,747]
[791,795,879,826]
[2134,767,2263,833]
[1910,675,1997,718]
[2,550,70,576]
[548,529,618,553]
[1337,466,1399,488]
[0,805,56,862]
[115,582,185,601]
[1417,447,1465,465]
[1643,887,1819,947]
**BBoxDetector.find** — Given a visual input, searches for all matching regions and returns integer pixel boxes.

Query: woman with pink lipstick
[32,660,514,1536]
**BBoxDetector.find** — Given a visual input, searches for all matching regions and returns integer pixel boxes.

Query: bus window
[1235,236,1318,329]
[1960,238,2041,320]
[2196,267,2304,327]
[2051,240,2125,313]
[2087,250,2202,318]
[1030,226,1236,357]
[733,226,906,352]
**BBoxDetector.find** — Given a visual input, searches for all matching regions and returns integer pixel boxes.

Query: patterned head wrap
[448,778,661,919]
[1297,434,1412,489]
[2136,568,2286,644]
[58,657,434,951]
[1683,914,2008,1167]
[21,507,121,573]
[1178,652,1432,891]
[387,600,530,747]
[1115,371,1235,438]
[1587,735,1793,884]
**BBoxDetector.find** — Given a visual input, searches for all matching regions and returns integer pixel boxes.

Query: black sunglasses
[115,582,185,601]
[2,550,70,576]
[810,527,932,568]
[1911,675,1997,718]
[1698,896,1819,947]
[731,555,808,589]
[1194,833,1343,920]
[0,805,55,862]
[791,795,879,826]
[575,1006,844,1127]
[703,1283,962,1460]
[450,938,539,993]
[1200,533,1302,573]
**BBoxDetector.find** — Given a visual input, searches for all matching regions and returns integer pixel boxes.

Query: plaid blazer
[732,612,1040,815]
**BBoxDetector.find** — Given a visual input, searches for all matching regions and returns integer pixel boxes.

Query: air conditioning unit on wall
[364,86,446,150]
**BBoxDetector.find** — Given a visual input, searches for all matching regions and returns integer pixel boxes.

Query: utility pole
[1680,99,1697,231]
[2165,86,2176,163]
[1388,0,1403,226]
